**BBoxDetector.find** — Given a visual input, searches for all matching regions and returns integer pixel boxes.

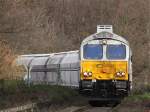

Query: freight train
[16,25,132,101]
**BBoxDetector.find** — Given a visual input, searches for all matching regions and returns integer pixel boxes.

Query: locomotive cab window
[83,44,103,59]
[106,44,126,59]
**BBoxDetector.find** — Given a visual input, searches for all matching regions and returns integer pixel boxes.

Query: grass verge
[0,80,87,110]
[113,87,150,112]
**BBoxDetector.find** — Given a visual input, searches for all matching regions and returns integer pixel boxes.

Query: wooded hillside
[0,0,149,87]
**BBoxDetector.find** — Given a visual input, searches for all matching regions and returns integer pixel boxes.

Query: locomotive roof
[81,32,129,45]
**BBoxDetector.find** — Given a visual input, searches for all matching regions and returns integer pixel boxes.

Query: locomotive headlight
[88,72,92,76]
[116,72,121,76]
[83,72,88,77]
[116,72,125,77]
[83,71,92,77]
[121,72,125,76]
[102,40,107,45]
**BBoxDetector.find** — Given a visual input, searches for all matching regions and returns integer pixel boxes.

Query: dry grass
[0,39,23,79]
[0,81,86,109]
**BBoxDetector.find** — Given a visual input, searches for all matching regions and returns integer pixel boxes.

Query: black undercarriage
[79,80,130,101]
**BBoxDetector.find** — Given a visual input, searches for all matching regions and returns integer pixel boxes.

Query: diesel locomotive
[79,25,132,100]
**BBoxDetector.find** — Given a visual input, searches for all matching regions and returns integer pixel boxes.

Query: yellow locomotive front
[79,25,132,100]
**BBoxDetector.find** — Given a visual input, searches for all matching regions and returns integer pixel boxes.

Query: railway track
[57,105,112,112]
[77,107,112,112]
